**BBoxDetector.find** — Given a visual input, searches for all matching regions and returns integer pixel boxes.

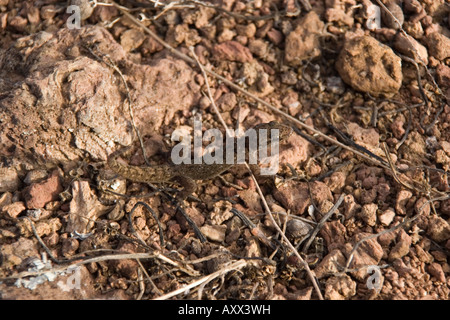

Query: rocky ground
[0,0,449,300]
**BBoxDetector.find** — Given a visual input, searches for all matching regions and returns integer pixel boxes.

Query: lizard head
[253,121,293,144]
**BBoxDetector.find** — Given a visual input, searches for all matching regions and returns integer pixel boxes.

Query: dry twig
[302,193,345,253]
[153,259,248,300]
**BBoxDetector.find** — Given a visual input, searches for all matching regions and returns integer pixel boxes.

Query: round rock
[381,2,404,30]
[336,36,402,96]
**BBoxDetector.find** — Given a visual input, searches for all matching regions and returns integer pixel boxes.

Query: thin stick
[21,217,87,265]
[249,282,259,300]
[184,252,221,265]
[231,208,277,250]
[136,258,163,296]
[378,103,423,116]
[189,47,233,137]
[394,105,412,150]
[153,259,248,300]
[271,211,318,226]
[173,201,207,242]
[382,142,419,192]
[136,268,145,300]
[302,193,345,253]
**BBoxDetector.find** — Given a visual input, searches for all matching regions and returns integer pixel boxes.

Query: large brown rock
[284,11,324,66]
[212,40,253,63]
[394,32,428,65]
[425,32,450,61]
[0,25,200,165]
[0,168,20,192]
[23,170,63,209]
[336,36,403,96]
[273,181,311,215]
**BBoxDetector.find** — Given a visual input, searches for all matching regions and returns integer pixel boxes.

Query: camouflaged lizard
[107,122,293,199]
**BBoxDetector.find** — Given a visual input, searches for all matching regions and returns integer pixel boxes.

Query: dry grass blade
[136,268,145,300]
[302,193,345,253]
[153,259,248,300]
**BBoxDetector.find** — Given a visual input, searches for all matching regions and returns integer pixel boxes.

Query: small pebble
[68,0,94,20]
[285,219,312,239]
[381,2,404,30]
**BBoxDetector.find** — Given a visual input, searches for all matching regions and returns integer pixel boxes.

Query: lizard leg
[171,175,197,200]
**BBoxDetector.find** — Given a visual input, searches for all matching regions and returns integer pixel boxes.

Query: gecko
[107,121,293,199]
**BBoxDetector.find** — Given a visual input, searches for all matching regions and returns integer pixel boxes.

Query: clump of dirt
[0,0,449,300]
